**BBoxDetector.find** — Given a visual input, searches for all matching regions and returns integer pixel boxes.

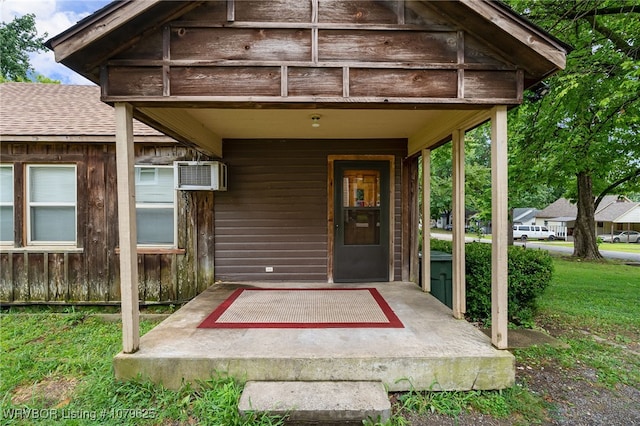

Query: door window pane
[342,170,380,207]
[342,169,381,246]
[344,209,380,245]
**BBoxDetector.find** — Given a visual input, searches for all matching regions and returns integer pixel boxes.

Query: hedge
[428,239,554,326]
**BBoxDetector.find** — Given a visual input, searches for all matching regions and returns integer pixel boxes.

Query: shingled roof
[595,201,640,223]
[0,83,173,142]
[537,196,634,220]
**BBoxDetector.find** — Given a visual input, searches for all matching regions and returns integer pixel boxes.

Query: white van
[513,225,556,241]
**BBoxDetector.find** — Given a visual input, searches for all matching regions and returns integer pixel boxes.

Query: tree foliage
[0,14,48,82]
[425,124,493,227]
[506,0,640,258]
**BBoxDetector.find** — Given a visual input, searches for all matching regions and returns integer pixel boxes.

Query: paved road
[521,241,640,262]
[430,232,640,262]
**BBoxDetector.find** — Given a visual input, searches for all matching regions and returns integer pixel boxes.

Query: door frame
[327,154,395,283]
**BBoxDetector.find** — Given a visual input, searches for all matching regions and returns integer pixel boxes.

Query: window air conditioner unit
[174,161,227,191]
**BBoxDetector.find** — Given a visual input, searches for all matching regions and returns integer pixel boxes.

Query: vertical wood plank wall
[0,142,214,303]
[214,139,407,282]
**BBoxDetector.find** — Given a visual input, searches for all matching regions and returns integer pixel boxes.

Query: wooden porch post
[491,106,509,349]
[451,130,466,319]
[115,102,140,353]
[421,148,431,292]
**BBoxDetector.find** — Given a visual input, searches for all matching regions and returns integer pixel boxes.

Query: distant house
[535,196,639,241]
[0,83,215,304]
[512,208,538,225]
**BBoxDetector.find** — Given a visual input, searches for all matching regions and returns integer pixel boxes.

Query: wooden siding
[102,0,524,105]
[0,142,214,304]
[214,139,406,282]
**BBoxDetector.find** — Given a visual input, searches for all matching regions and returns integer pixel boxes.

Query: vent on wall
[174,161,227,191]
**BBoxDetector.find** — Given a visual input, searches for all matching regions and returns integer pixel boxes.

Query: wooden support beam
[490,105,508,349]
[421,148,431,293]
[162,26,171,97]
[457,31,465,99]
[115,102,140,353]
[451,129,466,319]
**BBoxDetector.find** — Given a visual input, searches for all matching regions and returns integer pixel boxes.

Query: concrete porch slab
[113,282,514,391]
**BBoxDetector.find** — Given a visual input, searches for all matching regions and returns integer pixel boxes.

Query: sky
[1,0,111,84]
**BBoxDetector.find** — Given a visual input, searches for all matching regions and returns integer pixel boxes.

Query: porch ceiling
[133,107,487,157]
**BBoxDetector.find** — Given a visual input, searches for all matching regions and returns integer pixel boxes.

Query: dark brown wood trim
[401,156,410,281]
[106,58,517,71]
[162,25,171,97]
[103,96,522,108]
[326,158,335,283]
[13,163,24,247]
[516,69,524,102]
[114,247,187,255]
[1,155,85,163]
[76,160,87,249]
[168,21,450,31]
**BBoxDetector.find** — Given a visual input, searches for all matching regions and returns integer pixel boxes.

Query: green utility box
[419,251,453,308]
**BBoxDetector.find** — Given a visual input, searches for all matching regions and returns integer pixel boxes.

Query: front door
[334,161,390,282]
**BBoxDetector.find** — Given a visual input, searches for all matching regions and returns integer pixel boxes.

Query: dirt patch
[390,320,640,425]
[391,362,640,425]
[519,363,640,425]
[11,376,78,408]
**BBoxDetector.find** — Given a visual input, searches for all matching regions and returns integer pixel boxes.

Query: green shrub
[428,239,553,326]
[429,238,453,253]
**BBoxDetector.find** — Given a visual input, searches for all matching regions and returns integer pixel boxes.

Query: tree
[429,144,453,226]
[0,14,48,81]
[424,124,493,229]
[507,0,640,259]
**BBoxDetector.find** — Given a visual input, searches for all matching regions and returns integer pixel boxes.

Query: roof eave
[464,0,571,66]
[46,1,204,84]
[45,1,159,62]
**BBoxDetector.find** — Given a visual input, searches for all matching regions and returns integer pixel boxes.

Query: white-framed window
[135,165,176,246]
[0,165,14,244]
[27,165,77,244]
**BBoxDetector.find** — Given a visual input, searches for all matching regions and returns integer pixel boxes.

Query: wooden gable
[90,0,565,107]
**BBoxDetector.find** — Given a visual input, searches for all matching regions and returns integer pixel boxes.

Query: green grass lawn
[0,311,284,425]
[540,257,640,337]
[1,258,638,425]
[523,257,640,386]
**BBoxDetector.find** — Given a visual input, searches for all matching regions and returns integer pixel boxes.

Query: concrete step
[238,381,391,425]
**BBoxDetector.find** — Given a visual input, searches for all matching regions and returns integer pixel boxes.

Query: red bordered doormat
[197,288,404,329]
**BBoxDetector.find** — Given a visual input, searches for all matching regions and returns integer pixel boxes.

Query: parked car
[512,225,556,241]
[599,231,640,243]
